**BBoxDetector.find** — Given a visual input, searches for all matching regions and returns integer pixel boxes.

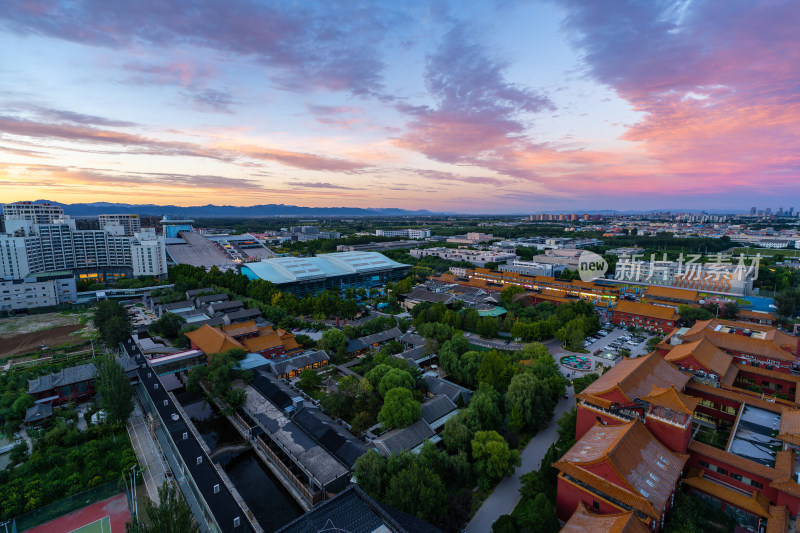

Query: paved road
[465,386,575,533]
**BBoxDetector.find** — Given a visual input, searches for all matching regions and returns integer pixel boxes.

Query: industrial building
[240,252,410,296]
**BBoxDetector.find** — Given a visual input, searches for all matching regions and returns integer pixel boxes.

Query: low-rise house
[267,350,329,379]
[207,300,244,316]
[195,293,229,307]
[27,363,97,405]
[346,327,402,356]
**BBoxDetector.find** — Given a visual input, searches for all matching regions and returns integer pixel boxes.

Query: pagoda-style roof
[561,502,649,533]
[578,352,690,408]
[641,385,700,415]
[554,420,688,520]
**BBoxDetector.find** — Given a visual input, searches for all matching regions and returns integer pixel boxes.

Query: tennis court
[70,516,112,533]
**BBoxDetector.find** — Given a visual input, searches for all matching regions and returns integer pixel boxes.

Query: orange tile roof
[766,506,789,533]
[685,382,792,412]
[243,331,283,352]
[737,309,776,321]
[222,320,259,337]
[682,319,798,361]
[688,439,778,480]
[554,421,687,519]
[734,363,800,383]
[578,352,690,408]
[778,410,800,446]
[185,324,243,354]
[663,338,734,377]
[613,300,679,321]
[561,502,649,533]
[641,385,700,415]
[644,285,700,302]
[683,470,771,518]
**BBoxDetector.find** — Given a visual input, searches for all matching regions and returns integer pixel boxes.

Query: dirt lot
[0,311,95,358]
[0,324,88,358]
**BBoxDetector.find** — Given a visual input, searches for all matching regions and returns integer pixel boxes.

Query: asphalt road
[465,386,575,533]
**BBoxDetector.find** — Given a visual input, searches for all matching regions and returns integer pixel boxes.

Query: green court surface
[69,516,111,533]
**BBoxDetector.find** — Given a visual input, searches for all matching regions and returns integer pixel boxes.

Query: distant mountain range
[5,201,444,218]
[0,201,753,218]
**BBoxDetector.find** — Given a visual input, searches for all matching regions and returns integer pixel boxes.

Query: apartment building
[2,201,64,224]
[0,217,167,280]
[99,214,141,235]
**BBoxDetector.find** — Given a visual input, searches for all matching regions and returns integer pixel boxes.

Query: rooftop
[28,363,97,394]
[241,252,409,285]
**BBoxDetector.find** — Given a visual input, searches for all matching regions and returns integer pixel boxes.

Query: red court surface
[27,493,130,533]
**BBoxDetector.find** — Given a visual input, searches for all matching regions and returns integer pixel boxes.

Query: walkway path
[465,386,574,533]
[127,402,170,504]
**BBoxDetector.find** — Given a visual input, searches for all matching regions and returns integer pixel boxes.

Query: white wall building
[376,229,432,239]
[0,220,167,279]
[99,214,142,236]
[2,202,64,225]
[409,247,516,267]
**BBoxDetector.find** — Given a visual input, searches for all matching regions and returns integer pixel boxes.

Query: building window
[750,480,763,489]
[592,500,599,511]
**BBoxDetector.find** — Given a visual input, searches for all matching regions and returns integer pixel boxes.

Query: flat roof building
[240,252,410,297]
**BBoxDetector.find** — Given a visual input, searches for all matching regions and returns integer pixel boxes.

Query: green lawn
[729,247,800,257]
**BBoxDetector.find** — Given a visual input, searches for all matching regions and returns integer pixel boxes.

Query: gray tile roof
[346,327,402,353]
[267,350,329,376]
[27,363,97,394]
[195,293,229,305]
[208,300,244,314]
[374,419,434,455]
[420,395,457,425]
[24,402,53,423]
[159,300,195,311]
[185,287,214,298]
[398,332,426,347]
[402,288,456,305]
[396,346,427,364]
[422,374,473,405]
[276,485,443,533]
[225,308,262,321]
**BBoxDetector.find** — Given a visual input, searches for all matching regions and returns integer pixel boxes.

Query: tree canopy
[95,355,134,424]
[377,387,420,429]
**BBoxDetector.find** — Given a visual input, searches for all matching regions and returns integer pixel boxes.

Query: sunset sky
[1,0,798,213]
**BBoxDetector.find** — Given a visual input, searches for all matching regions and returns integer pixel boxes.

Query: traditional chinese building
[610,301,679,333]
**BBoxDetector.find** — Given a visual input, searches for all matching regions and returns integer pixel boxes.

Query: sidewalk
[465,387,574,533]
[127,402,170,504]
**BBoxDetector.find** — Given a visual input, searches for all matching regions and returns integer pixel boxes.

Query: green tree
[476,350,514,393]
[378,388,420,429]
[95,355,134,424]
[377,368,415,397]
[470,384,503,431]
[572,373,599,395]
[222,387,247,415]
[471,431,520,489]
[319,328,348,354]
[506,373,552,431]
[678,304,713,326]
[383,461,446,521]
[148,313,186,339]
[298,369,322,393]
[93,300,131,348]
[442,409,480,454]
[515,493,560,533]
[126,481,199,533]
[365,364,394,388]
[775,288,800,318]
[353,449,387,498]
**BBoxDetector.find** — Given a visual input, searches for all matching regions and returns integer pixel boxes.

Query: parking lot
[551,324,658,377]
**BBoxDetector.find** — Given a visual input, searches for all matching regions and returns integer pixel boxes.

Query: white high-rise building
[0,219,167,279]
[99,214,142,236]
[2,202,64,224]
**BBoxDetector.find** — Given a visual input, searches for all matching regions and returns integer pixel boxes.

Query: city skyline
[1,1,799,213]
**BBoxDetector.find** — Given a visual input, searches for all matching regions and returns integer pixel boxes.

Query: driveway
[547,327,655,378]
[465,386,575,533]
